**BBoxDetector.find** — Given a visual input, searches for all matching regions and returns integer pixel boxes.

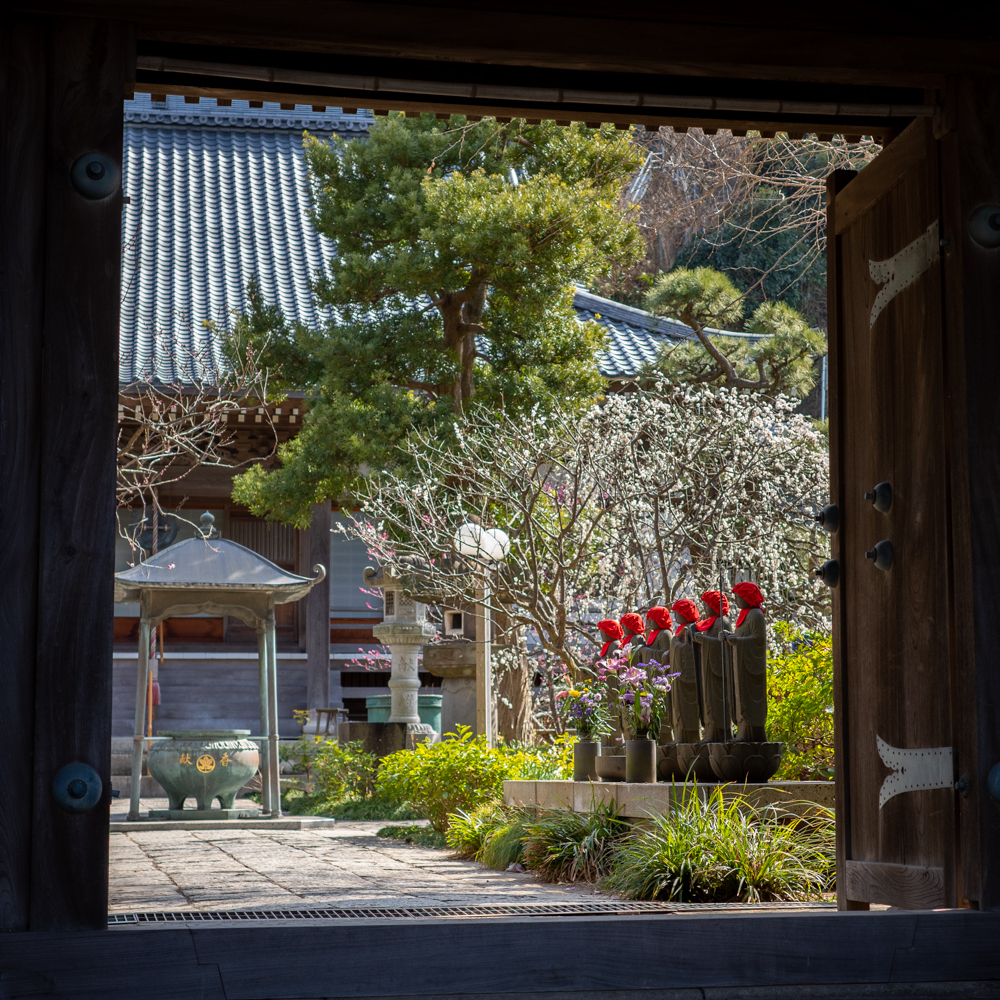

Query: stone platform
[504,779,835,818]
[110,796,336,831]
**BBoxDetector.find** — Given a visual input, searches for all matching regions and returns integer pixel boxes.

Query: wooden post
[305,501,332,717]
[0,17,47,933]
[266,603,282,816]
[475,583,493,745]
[128,617,151,821]
[940,75,1000,911]
[256,622,271,814]
[826,167,861,911]
[0,16,133,931]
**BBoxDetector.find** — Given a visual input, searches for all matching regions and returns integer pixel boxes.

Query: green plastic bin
[365,694,442,733]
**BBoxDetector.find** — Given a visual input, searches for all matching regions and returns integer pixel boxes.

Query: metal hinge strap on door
[868,219,940,329]
[876,734,953,809]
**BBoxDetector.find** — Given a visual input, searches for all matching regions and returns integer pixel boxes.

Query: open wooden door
[827,118,961,910]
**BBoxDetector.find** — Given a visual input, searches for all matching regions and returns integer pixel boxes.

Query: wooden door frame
[3,5,1000,953]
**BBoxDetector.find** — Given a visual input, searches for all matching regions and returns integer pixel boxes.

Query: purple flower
[621,692,635,705]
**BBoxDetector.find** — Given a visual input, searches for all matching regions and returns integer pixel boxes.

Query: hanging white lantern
[454,521,486,559]
[482,527,510,561]
[454,522,509,563]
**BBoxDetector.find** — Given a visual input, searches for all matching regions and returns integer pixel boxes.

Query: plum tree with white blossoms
[344,382,829,713]
[600,383,829,622]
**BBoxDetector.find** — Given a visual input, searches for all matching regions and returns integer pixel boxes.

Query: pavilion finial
[199,511,220,539]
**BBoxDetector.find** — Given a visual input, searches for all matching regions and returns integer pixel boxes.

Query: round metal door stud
[815,559,840,588]
[52,762,103,812]
[814,503,840,534]
[864,482,892,513]
[70,152,120,200]
[865,539,893,571]
[969,205,1000,249]
[988,762,1000,804]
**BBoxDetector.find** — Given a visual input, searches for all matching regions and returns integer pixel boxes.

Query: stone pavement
[109,798,605,913]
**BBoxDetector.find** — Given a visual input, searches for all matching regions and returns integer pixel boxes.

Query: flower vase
[573,739,600,781]
[625,737,657,783]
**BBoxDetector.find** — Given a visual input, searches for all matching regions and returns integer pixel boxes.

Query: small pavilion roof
[114,536,323,605]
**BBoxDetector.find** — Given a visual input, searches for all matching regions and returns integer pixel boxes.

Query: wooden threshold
[845,860,947,910]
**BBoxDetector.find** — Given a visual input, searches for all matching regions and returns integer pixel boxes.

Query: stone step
[111,775,165,798]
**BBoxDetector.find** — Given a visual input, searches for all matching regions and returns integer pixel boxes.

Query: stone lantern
[363,564,437,740]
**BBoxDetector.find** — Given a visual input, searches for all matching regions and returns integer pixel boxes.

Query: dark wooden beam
[826,166,861,912]
[28,16,133,931]
[1,910,1000,997]
[125,79,907,142]
[0,16,47,933]
[8,2,1000,88]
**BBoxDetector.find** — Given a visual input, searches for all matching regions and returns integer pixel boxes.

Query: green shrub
[325,797,422,821]
[522,802,631,883]
[313,739,380,800]
[377,726,570,832]
[499,734,576,780]
[768,623,834,781]
[279,737,379,799]
[376,824,448,849]
[604,785,834,903]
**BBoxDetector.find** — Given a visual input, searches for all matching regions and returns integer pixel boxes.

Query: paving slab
[109,804,606,913]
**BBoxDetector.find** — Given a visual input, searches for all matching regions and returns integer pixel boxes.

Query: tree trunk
[496,649,532,745]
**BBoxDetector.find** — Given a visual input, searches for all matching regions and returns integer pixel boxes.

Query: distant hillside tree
[603,129,880,329]
[643,266,825,399]
[229,114,644,525]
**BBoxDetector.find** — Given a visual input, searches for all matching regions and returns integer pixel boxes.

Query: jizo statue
[619,612,646,667]
[595,618,625,743]
[691,590,734,742]
[668,598,702,742]
[594,618,624,669]
[638,606,674,740]
[721,582,768,742]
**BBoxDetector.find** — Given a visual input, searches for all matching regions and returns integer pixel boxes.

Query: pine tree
[230,114,644,525]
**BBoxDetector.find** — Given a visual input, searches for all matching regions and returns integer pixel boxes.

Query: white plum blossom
[345,383,829,682]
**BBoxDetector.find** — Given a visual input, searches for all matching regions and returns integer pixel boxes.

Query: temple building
[113,93,770,736]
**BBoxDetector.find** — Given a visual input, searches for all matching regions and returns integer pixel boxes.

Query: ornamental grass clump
[604,786,834,903]
[478,810,532,871]
[445,802,530,869]
[522,801,631,883]
[446,801,515,859]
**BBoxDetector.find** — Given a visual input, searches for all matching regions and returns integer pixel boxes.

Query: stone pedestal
[363,565,436,727]
[372,618,436,724]
[338,721,408,759]
[422,642,478,735]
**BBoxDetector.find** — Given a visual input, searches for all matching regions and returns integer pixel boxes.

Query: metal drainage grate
[109,900,833,924]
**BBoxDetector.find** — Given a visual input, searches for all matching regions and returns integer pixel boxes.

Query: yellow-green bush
[767,623,834,781]
[377,727,573,832]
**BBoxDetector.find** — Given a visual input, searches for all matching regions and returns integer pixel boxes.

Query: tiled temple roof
[119,95,754,385]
